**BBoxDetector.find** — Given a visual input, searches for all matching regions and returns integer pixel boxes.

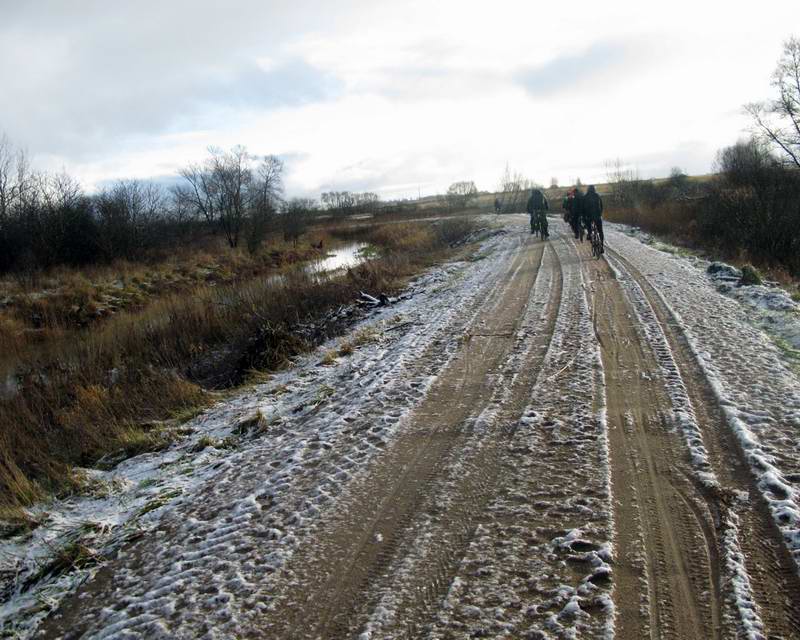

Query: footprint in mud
[585,565,612,585]
[568,540,599,553]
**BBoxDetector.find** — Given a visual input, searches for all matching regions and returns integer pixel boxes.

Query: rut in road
[426,227,614,639]
[356,240,563,638]
[587,245,722,639]
[604,245,800,640]
[254,233,553,638]
[36,229,531,640]
[29,217,800,640]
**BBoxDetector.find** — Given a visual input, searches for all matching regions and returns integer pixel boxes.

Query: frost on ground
[426,235,615,639]
[606,224,800,570]
[356,231,614,639]
[605,253,716,485]
[0,227,516,638]
[4,217,800,639]
[617,224,800,364]
[603,250,767,638]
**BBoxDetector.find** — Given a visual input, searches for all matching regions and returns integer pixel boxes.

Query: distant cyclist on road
[569,187,585,241]
[584,185,604,251]
[526,188,549,237]
[562,190,573,223]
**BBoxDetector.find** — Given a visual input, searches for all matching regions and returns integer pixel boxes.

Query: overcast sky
[1,1,798,199]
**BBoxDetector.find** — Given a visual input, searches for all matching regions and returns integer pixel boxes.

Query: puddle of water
[0,243,375,400]
[306,242,371,275]
[1,369,18,400]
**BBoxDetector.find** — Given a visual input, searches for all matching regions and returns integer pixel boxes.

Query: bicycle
[538,212,549,240]
[589,220,604,259]
[529,215,540,236]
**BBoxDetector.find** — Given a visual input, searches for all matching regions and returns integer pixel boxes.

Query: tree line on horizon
[598,37,800,274]
[0,141,392,275]
[1,37,798,276]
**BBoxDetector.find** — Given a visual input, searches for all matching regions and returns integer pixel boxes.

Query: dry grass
[320,350,339,366]
[0,218,478,510]
[605,200,800,285]
[234,411,268,436]
[604,202,699,243]
[337,342,354,357]
[0,234,328,343]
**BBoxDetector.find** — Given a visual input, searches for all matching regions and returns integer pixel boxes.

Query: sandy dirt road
[34,217,800,639]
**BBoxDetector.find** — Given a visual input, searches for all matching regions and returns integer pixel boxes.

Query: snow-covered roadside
[606,225,800,573]
[0,228,517,638]
[612,224,800,360]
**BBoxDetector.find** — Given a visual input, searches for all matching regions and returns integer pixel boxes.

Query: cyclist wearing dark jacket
[584,185,604,245]
[570,187,585,241]
[526,189,548,235]
[562,192,573,223]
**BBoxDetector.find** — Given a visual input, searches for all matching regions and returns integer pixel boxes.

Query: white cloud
[1,0,798,197]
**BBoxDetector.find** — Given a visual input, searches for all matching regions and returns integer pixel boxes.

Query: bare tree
[497,164,534,213]
[446,181,478,210]
[353,192,380,215]
[254,155,284,209]
[168,185,198,225]
[321,191,355,216]
[0,134,33,223]
[180,146,256,247]
[180,150,223,229]
[0,134,14,222]
[746,36,800,168]
[96,180,167,258]
[213,146,253,248]
[281,198,317,244]
[604,158,641,206]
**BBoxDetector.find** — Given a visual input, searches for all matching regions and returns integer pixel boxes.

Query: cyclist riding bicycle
[584,185,604,253]
[537,208,549,239]
[526,188,549,237]
[562,191,573,223]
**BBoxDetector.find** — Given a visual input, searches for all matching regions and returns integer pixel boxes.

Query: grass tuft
[739,264,763,286]
[320,350,338,366]
[190,435,217,453]
[24,539,99,590]
[234,410,268,436]
[138,489,183,517]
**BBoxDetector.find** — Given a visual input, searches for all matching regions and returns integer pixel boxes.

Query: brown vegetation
[0,218,478,513]
[0,236,326,345]
[603,139,800,281]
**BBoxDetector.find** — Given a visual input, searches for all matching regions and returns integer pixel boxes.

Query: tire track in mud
[603,245,800,639]
[35,229,535,640]
[427,225,614,639]
[360,239,564,638]
[253,231,550,639]
[586,248,721,639]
